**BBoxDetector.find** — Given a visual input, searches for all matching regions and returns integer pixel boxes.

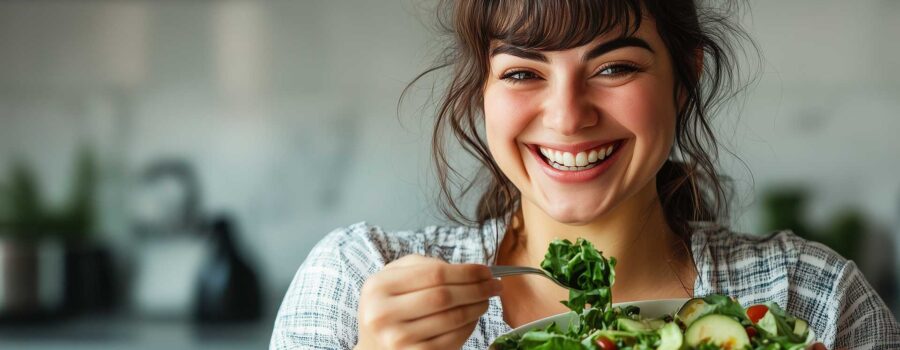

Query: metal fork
[489,265,584,292]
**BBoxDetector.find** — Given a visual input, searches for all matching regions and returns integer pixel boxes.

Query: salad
[491,238,815,350]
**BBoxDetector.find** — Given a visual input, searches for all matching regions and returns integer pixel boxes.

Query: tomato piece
[746,304,769,323]
[745,326,758,338]
[595,336,617,350]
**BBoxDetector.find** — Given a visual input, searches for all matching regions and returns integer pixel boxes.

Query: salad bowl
[493,239,817,349]
[492,297,817,349]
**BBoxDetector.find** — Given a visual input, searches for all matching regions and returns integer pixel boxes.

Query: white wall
[1,1,898,306]
[727,0,900,229]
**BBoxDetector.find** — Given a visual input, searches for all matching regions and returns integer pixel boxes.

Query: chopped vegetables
[491,238,815,350]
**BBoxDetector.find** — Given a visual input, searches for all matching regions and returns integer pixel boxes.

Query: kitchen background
[0,0,898,349]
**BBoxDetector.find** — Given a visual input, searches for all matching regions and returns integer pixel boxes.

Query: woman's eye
[597,64,640,77]
[501,70,540,82]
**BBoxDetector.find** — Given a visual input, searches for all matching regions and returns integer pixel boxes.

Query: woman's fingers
[383,278,501,320]
[409,320,480,350]
[401,300,490,342]
[356,255,495,349]
[369,259,494,295]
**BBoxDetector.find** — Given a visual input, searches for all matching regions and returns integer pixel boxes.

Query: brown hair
[403,0,754,240]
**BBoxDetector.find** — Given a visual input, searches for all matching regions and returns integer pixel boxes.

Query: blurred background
[0,0,898,349]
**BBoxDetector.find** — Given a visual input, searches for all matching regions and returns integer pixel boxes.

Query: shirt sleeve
[828,261,900,349]
[269,226,384,350]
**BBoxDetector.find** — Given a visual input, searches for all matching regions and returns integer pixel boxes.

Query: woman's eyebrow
[583,37,654,61]
[490,37,654,63]
[490,45,548,62]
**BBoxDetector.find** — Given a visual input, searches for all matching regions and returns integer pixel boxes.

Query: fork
[489,265,585,292]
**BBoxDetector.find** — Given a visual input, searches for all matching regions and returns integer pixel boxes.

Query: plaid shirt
[270,220,900,349]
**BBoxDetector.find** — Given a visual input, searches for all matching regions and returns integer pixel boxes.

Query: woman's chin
[541,200,609,225]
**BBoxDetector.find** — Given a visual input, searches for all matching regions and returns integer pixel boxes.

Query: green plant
[761,186,865,263]
[1,146,98,240]
[6,160,46,239]
[820,210,864,262]
[0,180,9,230]
[55,146,98,238]
[761,187,812,239]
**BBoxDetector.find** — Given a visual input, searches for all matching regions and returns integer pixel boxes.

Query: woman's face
[483,19,677,224]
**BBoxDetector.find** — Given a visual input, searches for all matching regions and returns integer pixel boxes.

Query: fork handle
[489,265,545,278]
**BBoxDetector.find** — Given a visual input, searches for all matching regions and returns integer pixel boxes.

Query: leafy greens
[541,238,616,312]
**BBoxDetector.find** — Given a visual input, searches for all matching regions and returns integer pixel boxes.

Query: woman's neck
[507,180,695,301]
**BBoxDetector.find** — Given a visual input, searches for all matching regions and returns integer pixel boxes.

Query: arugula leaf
[700,294,748,322]
[518,330,585,350]
[541,238,616,312]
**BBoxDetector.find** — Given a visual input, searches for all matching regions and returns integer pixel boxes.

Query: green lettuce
[541,238,616,312]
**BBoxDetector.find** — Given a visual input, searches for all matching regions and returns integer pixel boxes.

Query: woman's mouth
[535,141,622,171]
[528,140,625,183]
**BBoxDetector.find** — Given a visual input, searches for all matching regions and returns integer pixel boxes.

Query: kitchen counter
[0,315,273,350]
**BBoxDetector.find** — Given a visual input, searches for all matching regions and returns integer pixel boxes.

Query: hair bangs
[487,0,645,50]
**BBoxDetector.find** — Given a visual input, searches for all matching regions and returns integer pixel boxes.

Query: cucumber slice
[616,317,666,332]
[645,318,667,330]
[657,322,684,350]
[793,319,809,338]
[756,310,778,335]
[677,298,716,327]
[617,318,652,332]
[685,314,751,349]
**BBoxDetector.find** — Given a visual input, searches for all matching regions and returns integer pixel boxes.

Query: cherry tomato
[745,326,758,338]
[595,336,617,350]
[746,304,769,323]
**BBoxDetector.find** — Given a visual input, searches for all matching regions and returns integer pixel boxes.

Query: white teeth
[588,150,598,163]
[539,142,618,171]
[574,152,587,166]
[550,161,600,172]
[562,152,575,167]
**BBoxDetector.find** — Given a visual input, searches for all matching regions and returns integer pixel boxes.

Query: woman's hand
[355,255,502,350]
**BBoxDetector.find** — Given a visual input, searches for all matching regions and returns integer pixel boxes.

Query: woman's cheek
[607,81,676,151]
[605,82,664,130]
[602,81,677,186]
[484,88,534,146]
[484,88,537,183]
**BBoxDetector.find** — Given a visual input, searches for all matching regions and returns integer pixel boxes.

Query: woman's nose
[542,80,598,136]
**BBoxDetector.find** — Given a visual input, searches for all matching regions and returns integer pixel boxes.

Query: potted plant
[0,160,64,321]
[0,147,116,321]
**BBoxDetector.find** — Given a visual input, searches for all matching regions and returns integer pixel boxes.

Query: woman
[271,0,900,349]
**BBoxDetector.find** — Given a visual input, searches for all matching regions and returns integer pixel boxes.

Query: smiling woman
[269,1,900,349]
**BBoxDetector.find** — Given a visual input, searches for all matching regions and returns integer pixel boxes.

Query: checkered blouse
[270,219,900,349]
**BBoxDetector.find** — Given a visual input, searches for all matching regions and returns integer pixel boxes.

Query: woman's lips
[528,140,625,184]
